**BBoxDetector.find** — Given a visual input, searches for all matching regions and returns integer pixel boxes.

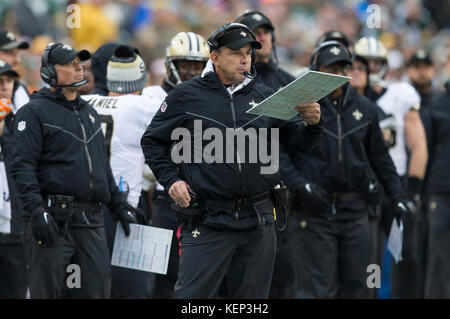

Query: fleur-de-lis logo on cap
[252,13,263,21]
[330,46,341,56]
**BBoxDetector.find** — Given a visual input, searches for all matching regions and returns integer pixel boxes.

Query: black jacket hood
[90,42,122,96]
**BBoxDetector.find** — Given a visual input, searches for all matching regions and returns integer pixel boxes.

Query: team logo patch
[160,102,168,112]
[252,13,263,21]
[240,31,247,37]
[353,109,363,121]
[249,99,257,108]
[192,228,200,238]
[6,32,15,40]
[0,60,5,67]
[330,46,341,56]
[89,114,95,123]
[61,44,72,51]
[18,120,26,131]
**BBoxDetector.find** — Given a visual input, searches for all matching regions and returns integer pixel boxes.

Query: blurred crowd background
[0,0,448,93]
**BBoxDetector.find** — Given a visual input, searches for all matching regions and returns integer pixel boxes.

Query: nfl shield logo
[160,102,167,112]
[18,121,26,131]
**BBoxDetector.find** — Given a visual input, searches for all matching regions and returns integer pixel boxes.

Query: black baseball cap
[47,43,91,65]
[406,49,433,67]
[216,29,261,50]
[0,30,29,50]
[316,30,350,48]
[0,59,19,77]
[236,11,274,31]
[317,44,352,67]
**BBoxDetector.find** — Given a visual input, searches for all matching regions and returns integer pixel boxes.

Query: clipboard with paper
[246,70,351,120]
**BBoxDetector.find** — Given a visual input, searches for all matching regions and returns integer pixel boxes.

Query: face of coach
[210,28,261,85]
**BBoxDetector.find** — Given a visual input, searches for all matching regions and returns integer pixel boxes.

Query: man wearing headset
[141,22,322,298]
[280,39,411,298]
[10,43,136,298]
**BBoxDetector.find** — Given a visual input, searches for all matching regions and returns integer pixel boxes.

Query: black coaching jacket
[10,88,127,217]
[141,71,323,200]
[281,84,405,212]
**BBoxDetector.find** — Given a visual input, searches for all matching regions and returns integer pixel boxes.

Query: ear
[210,50,220,66]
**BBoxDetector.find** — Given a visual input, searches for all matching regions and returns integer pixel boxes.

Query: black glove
[31,207,59,247]
[406,176,423,208]
[393,200,416,226]
[117,210,137,236]
[300,182,332,211]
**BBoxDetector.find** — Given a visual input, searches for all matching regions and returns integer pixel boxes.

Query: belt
[46,195,101,212]
[204,191,271,213]
[327,192,366,203]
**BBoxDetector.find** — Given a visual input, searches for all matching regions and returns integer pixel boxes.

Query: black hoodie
[89,43,121,96]
[11,88,127,218]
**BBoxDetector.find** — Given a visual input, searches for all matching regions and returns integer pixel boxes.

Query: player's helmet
[165,32,210,87]
[354,37,388,85]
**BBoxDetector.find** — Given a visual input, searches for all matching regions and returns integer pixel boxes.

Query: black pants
[23,219,111,299]
[103,206,152,299]
[269,215,299,298]
[175,217,276,298]
[0,236,27,298]
[293,210,373,299]
[389,197,425,299]
[424,195,450,298]
[150,197,180,299]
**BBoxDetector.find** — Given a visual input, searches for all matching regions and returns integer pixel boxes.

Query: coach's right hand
[31,207,59,247]
[169,180,193,208]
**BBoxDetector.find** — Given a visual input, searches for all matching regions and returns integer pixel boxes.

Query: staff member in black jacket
[141,22,322,299]
[423,81,450,298]
[281,40,412,298]
[10,42,136,299]
[235,10,295,90]
[235,10,298,298]
[0,61,27,298]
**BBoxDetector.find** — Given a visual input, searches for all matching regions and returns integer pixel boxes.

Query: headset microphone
[243,71,254,79]
[243,64,258,79]
[52,78,88,88]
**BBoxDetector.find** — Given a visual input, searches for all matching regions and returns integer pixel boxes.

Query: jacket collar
[201,59,253,95]
[32,87,88,111]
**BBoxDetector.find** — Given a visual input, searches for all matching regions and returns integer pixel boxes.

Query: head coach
[141,22,322,299]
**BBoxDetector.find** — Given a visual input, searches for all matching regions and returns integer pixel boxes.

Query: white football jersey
[82,94,161,207]
[143,85,168,101]
[142,85,169,191]
[376,82,421,176]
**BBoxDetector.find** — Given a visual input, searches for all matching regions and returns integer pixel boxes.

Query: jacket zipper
[230,95,242,219]
[75,109,93,191]
[337,111,343,162]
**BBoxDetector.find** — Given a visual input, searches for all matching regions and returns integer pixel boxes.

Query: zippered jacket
[141,71,323,200]
[10,88,126,217]
[281,84,405,209]
[426,84,450,195]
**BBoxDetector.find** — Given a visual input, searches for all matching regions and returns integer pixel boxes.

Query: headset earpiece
[40,42,62,86]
